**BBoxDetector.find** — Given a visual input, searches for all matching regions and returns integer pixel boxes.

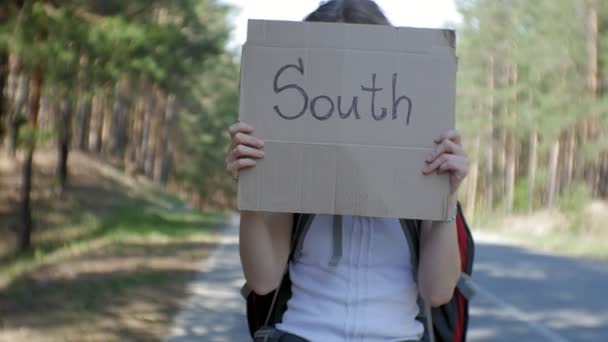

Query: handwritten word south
[273,58,413,125]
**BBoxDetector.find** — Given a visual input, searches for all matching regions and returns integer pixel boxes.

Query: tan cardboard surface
[238,20,456,220]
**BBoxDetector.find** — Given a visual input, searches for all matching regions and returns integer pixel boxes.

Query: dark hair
[304,0,391,25]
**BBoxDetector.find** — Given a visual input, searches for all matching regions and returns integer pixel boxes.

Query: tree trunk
[587,0,598,97]
[575,121,588,181]
[56,97,73,196]
[0,51,8,139]
[110,80,128,157]
[89,93,103,153]
[547,140,560,209]
[144,89,161,177]
[139,83,155,172]
[18,64,43,252]
[159,145,173,185]
[154,94,176,185]
[102,94,113,153]
[466,135,480,218]
[505,133,516,213]
[497,128,506,196]
[586,0,599,195]
[484,56,495,209]
[75,96,91,151]
[4,55,26,158]
[125,84,146,174]
[599,153,608,198]
[564,129,575,187]
[528,130,537,212]
[504,64,518,213]
[592,158,601,197]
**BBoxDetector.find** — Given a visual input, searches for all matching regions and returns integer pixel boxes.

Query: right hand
[226,121,265,180]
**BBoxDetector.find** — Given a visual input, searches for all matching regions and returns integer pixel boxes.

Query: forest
[0,0,239,252]
[455,0,608,219]
[0,0,606,339]
[0,0,608,248]
[1,0,607,254]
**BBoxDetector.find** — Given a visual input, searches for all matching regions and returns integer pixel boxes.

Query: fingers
[422,154,468,175]
[434,129,462,146]
[229,122,253,138]
[226,121,264,179]
[436,155,469,175]
[426,139,464,164]
[226,158,257,177]
[231,144,265,160]
[233,132,264,150]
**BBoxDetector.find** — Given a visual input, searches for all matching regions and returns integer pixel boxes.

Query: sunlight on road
[166,216,250,342]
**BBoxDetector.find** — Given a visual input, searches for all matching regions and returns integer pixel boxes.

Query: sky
[221,0,461,48]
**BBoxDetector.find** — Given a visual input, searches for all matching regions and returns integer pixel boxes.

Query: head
[304,0,391,26]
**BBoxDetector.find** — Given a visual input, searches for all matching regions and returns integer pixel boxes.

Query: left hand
[422,129,469,195]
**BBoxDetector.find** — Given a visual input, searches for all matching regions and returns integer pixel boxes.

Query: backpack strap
[291,213,315,262]
[456,273,476,300]
[329,215,343,266]
[292,214,343,267]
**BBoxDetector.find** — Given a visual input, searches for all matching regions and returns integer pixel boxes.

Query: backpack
[241,203,475,342]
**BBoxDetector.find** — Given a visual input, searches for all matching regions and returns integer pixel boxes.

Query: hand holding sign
[237,20,458,220]
[226,122,265,180]
[423,129,469,196]
[227,123,469,199]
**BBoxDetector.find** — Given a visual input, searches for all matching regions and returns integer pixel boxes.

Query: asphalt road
[166,219,608,342]
[468,236,608,342]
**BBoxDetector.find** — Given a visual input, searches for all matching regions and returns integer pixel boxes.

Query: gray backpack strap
[293,214,343,267]
[457,272,477,300]
[291,214,315,262]
[240,283,252,300]
[329,215,343,267]
[399,219,435,342]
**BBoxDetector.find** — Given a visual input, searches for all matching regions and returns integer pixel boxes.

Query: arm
[418,129,469,307]
[226,122,292,295]
[418,194,461,307]
[239,211,292,295]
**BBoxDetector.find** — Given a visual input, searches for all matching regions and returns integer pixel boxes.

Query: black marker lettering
[273,58,308,120]
[311,95,335,120]
[392,73,413,125]
[361,73,388,121]
[337,96,360,119]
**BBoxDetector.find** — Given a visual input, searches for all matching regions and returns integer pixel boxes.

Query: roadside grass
[473,201,608,260]
[0,198,225,287]
[0,151,228,342]
[0,197,226,342]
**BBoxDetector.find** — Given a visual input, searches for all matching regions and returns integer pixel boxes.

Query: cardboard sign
[237,20,456,220]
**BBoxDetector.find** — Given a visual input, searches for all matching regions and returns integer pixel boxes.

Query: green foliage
[1,0,238,204]
[559,183,592,215]
[456,0,608,218]
[512,178,530,213]
[17,126,55,146]
[173,52,239,202]
[558,182,592,233]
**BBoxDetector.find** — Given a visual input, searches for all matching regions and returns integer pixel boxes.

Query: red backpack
[242,203,475,342]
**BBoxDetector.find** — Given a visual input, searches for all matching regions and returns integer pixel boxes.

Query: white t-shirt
[276,215,424,342]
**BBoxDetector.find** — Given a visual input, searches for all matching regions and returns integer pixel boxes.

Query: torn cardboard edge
[246,19,455,55]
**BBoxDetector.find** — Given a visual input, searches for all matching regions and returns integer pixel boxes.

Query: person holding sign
[226,1,471,341]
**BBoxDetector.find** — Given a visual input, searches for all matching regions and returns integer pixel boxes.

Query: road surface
[166,219,608,341]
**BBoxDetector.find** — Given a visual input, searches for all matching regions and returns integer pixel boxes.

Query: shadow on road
[166,223,250,342]
[469,241,608,342]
